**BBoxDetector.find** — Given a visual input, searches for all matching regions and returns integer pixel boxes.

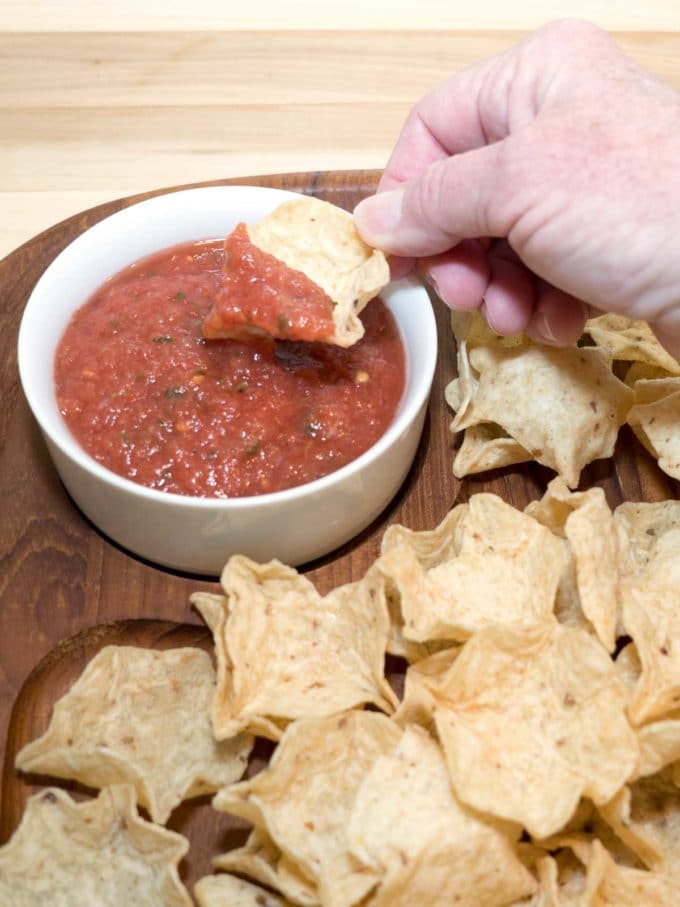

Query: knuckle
[534,19,618,65]
[541,18,609,46]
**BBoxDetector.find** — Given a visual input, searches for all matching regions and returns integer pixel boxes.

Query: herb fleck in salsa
[55,239,406,498]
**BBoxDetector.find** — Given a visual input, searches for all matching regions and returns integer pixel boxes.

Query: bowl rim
[18,185,438,511]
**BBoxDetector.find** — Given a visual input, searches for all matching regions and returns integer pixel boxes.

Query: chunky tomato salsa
[202,223,337,342]
[55,239,406,498]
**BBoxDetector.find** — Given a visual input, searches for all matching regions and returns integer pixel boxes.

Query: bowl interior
[18,186,437,507]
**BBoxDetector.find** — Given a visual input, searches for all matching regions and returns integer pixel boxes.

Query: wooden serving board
[0,170,677,892]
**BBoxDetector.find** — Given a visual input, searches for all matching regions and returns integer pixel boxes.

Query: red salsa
[203,223,337,342]
[55,239,406,498]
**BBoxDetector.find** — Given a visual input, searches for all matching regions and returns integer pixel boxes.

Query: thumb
[651,312,680,363]
[354,142,510,257]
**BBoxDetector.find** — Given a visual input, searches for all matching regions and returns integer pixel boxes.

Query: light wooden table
[2,1,680,258]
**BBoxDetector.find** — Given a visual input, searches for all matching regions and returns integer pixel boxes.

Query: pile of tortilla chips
[446,310,680,486]
[4,483,680,906]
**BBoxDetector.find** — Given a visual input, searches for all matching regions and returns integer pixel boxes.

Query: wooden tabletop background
[2,1,680,260]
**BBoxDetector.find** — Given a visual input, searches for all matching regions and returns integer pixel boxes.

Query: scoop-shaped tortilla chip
[636,718,680,779]
[393,647,461,732]
[615,500,680,574]
[0,785,191,906]
[431,621,638,838]
[447,330,530,479]
[213,828,318,907]
[203,197,389,346]
[452,344,633,488]
[627,378,680,480]
[378,494,565,643]
[598,770,680,880]
[550,540,598,637]
[543,837,680,905]
[525,478,620,652]
[384,585,455,663]
[616,516,680,724]
[527,849,595,905]
[625,361,675,386]
[193,556,396,741]
[15,646,252,825]
[214,712,400,907]
[450,309,526,350]
[585,314,680,375]
[347,725,536,907]
[448,339,479,428]
[453,423,531,478]
[195,872,295,907]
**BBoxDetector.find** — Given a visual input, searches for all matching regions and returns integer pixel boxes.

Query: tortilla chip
[528,830,645,903]
[628,375,680,406]
[453,423,531,477]
[195,872,295,907]
[525,479,619,652]
[612,643,680,779]
[615,646,680,776]
[525,491,598,639]
[444,376,461,411]
[450,309,526,350]
[347,725,536,907]
[551,837,680,905]
[533,849,593,905]
[616,522,680,725]
[615,641,642,692]
[15,646,252,825]
[636,718,680,779]
[585,314,680,375]
[378,507,465,661]
[448,339,479,428]
[213,711,400,907]
[0,785,191,905]
[594,861,680,905]
[550,549,597,635]
[213,828,318,907]
[612,643,680,777]
[447,326,530,479]
[393,647,461,732]
[451,344,633,487]
[615,500,680,569]
[598,769,680,879]
[193,556,396,741]
[380,504,465,568]
[384,591,454,663]
[625,361,674,386]
[205,197,389,346]
[627,378,680,480]
[614,642,680,780]
[377,494,565,643]
[431,621,638,838]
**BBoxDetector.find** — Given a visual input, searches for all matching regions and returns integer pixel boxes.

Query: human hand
[354,20,680,355]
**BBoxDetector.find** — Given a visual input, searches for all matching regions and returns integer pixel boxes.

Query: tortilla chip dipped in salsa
[202,197,390,346]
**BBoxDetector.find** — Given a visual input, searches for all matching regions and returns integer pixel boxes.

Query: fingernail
[354,189,405,244]
[480,301,501,336]
[422,271,441,297]
[531,311,558,345]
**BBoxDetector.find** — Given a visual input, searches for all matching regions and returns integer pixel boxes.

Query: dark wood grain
[0,170,677,881]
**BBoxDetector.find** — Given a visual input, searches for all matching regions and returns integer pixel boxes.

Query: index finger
[379,52,508,193]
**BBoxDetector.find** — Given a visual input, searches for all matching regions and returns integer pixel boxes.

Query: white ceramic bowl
[18,186,437,574]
